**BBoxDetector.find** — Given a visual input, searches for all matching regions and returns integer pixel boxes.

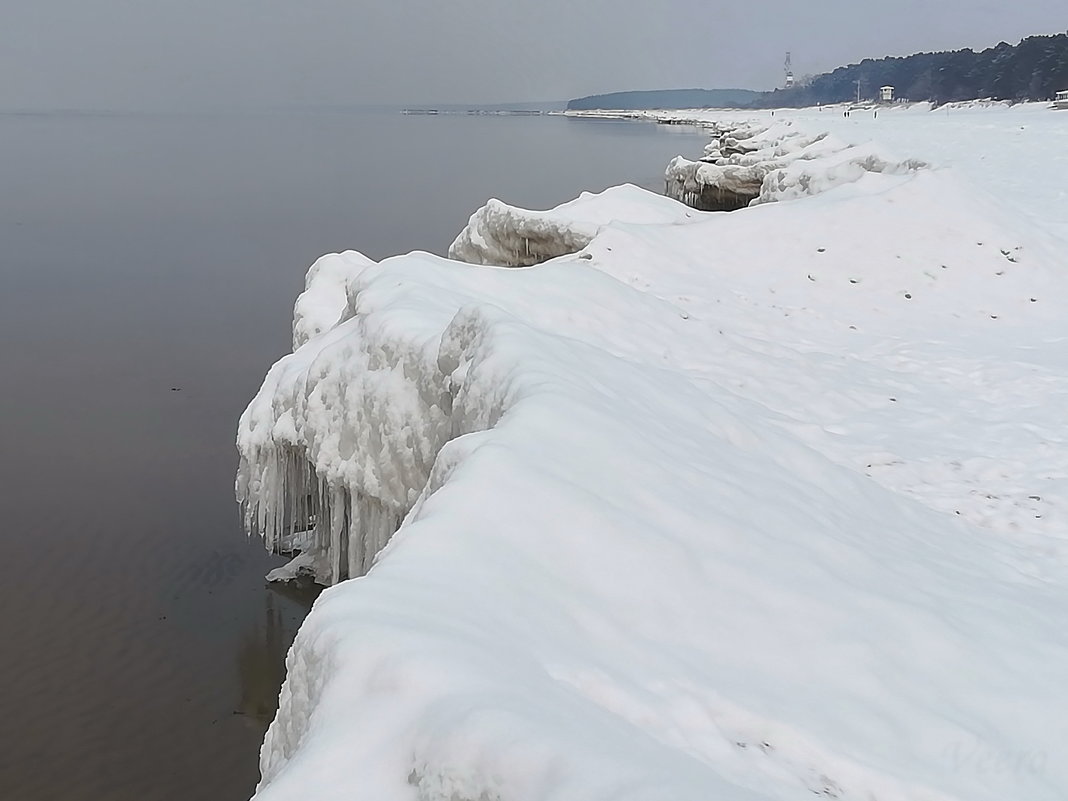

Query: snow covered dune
[237,120,1068,800]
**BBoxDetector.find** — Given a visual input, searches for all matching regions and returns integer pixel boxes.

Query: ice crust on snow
[237,110,1068,801]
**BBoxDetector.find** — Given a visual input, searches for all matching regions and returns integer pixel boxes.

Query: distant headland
[566,89,762,111]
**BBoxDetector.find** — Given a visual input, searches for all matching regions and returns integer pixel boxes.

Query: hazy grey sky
[2,1,1065,108]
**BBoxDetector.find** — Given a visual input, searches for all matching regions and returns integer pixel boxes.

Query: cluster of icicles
[239,447,403,585]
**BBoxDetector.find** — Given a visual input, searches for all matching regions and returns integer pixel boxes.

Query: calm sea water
[0,109,708,800]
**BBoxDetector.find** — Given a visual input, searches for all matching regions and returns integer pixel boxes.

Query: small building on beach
[880,85,895,102]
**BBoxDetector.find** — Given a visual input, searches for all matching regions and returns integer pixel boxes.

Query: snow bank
[665,120,926,209]
[237,119,1068,801]
[448,183,699,266]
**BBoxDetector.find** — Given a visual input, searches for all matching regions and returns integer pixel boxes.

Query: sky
[2,1,1065,109]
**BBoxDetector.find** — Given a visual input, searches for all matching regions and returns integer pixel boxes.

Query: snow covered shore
[237,109,1068,800]
[569,100,1068,240]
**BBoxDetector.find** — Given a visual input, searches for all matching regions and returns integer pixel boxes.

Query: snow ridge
[665,120,926,210]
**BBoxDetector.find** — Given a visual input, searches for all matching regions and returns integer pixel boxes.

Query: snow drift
[237,114,1068,801]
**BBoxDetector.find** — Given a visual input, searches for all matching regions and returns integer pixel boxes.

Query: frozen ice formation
[665,120,926,210]
[448,183,699,266]
[237,251,451,585]
[237,111,1068,801]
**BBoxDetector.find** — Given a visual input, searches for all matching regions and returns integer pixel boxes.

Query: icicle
[348,490,363,580]
[329,486,345,584]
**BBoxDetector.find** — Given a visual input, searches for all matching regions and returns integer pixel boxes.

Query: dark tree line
[755,32,1068,107]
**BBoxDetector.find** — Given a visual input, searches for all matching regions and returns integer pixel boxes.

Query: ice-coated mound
[238,252,458,585]
[237,117,1068,801]
[448,183,700,266]
[664,156,768,210]
[666,119,927,210]
[756,141,927,203]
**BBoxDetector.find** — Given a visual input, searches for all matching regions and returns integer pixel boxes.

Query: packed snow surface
[237,107,1068,801]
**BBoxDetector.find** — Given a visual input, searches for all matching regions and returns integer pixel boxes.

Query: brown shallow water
[0,108,709,799]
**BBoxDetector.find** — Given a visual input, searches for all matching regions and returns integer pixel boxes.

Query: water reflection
[235,582,320,726]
